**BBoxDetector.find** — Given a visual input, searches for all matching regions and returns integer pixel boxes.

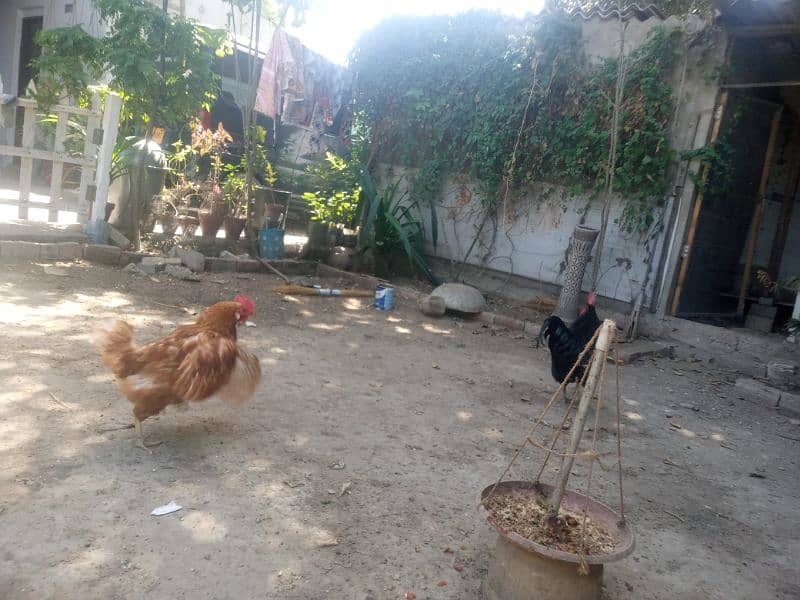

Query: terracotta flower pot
[223,215,247,240]
[199,205,226,239]
[177,215,199,238]
[159,213,178,236]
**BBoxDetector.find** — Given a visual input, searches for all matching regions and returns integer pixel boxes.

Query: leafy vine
[351,11,681,233]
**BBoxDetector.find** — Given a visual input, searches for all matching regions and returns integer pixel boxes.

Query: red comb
[234,294,255,314]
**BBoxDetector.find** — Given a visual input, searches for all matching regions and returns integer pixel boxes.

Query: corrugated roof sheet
[568,3,666,22]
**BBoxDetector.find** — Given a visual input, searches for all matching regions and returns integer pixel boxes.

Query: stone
[419,294,447,317]
[219,250,239,260]
[430,283,486,314]
[84,244,122,265]
[139,256,181,273]
[122,263,146,276]
[106,224,132,250]
[165,265,201,281]
[179,249,206,273]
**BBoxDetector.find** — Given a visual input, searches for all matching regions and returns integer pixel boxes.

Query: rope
[614,342,627,521]
[481,326,601,508]
[533,359,592,483]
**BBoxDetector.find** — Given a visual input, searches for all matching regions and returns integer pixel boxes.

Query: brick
[766,362,798,390]
[735,378,781,406]
[118,251,144,267]
[0,240,42,260]
[40,243,62,260]
[58,242,83,260]
[236,259,261,273]
[779,390,800,413]
[205,257,238,272]
[84,244,122,265]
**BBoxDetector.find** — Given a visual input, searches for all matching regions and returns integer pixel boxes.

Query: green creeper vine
[351,11,681,233]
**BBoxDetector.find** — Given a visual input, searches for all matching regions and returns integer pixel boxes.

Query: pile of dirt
[484,492,615,555]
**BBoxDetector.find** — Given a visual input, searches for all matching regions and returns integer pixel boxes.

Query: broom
[274,284,375,298]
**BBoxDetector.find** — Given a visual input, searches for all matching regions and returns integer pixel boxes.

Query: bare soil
[1,260,799,599]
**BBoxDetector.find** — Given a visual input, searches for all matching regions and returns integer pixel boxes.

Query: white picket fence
[0,92,121,224]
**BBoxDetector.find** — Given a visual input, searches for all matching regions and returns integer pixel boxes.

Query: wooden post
[767,124,800,278]
[77,93,102,224]
[17,105,35,220]
[547,320,615,519]
[48,112,68,222]
[671,91,729,315]
[738,105,783,316]
[91,92,122,226]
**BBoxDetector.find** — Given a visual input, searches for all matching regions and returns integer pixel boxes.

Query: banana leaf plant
[359,170,440,286]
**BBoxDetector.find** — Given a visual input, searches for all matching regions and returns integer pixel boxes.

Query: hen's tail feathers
[217,350,262,406]
[91,320,137,378]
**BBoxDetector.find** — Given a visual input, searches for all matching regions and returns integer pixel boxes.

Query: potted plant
[301,152,361,260]
[192,123,232,239]
[222,169,248,241]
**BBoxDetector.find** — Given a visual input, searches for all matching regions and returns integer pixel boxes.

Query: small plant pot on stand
[224,215,247,241]
[265,203,285,229]
[177,211,199,238]
[304,221,331,261]
[478,481,633,600]
[199,203,226,239]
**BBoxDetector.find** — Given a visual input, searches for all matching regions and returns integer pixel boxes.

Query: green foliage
[352,11,681,233]
[302,152,362,225]
[31,27,104,108]
[360,171,438,285]
[546,0,714,17]
[34,0,229,135]
[681,140,734,195]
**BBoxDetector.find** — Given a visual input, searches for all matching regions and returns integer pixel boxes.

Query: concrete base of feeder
[482,535,603,600]
[478,481,634,600]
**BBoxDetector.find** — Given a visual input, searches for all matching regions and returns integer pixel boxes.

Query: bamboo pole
[738,105,783,316]
[547,319,615,520]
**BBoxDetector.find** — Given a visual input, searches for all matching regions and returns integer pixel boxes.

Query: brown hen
[93,295,262,450]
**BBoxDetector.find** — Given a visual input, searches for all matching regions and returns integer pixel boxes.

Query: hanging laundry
[255,28,300,121]
[255,28,351,140]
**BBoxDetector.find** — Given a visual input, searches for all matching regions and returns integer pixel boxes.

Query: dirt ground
[1,260,798,600]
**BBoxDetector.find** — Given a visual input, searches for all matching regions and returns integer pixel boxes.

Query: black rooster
[538,292,601,402]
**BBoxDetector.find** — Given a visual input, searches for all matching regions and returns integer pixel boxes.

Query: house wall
[386,15,725,310]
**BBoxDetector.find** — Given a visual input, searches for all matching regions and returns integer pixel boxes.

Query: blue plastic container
[374,284,396,310]
[258,228,284,259]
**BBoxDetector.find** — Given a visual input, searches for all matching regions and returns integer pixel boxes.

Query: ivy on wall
[351,11,681,233]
